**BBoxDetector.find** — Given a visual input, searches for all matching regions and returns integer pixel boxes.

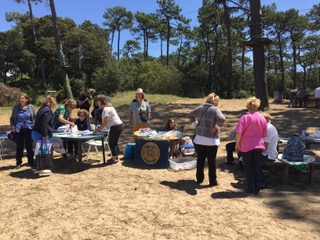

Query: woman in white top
[93,94,124,164]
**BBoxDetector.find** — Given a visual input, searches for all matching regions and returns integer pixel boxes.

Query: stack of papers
[79,130,92,135]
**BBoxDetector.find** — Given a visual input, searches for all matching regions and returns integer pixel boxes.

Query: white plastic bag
[57,124,78,133]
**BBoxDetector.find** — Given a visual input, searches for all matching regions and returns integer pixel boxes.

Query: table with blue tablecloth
[52,132,107,167]
[133,129,183,168]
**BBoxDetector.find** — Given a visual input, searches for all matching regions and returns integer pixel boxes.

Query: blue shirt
[16,107,33,132]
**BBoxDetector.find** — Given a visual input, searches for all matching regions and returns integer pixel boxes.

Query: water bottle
[301,129,306,140]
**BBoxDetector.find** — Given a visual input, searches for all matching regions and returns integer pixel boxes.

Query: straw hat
[136,88,144,94]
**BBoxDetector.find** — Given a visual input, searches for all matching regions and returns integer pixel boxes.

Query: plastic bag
[35,140,54,171]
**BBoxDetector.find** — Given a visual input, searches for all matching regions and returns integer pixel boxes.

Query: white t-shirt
[100,106,122,132]
[194,135,220,146]
[262,122,278,160]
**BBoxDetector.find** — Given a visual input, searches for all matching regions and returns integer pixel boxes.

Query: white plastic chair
[85,137,110,161]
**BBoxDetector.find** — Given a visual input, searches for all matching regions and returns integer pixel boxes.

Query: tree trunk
[250,0,269,110]
[160,37,163,62]
[27,0,47,88]
[292,44,297,88]
[110,30,115,54]
[241,46,245,89]
[117,28,120,60]
[222,0,233,98]
[144,30,148,60]
[166,22,170,66]
[277,32,285,91]
[49,0,73,99]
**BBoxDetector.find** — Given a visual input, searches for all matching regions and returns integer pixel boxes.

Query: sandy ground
[0,99,320,240]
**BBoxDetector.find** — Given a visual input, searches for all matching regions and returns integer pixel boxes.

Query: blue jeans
[242,149,262,194]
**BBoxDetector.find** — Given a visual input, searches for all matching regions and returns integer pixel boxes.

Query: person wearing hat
[128,88,151,132]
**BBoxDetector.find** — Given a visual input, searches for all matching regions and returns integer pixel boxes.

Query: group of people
[288,86,307,108]
[10,87,277,196]
[188,94,279,196]
[9,87,152,169]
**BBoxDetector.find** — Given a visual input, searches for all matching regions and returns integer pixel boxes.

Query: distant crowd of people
[288,86,320,108]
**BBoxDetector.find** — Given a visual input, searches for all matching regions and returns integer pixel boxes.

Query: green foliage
[233,90,251,99]
[133,61,182,95]
[63,78,74,100]
[181,63,208,98]
[70,78,85,99]
[1,1,320,102]
[92,59,184,96]
[92,58,122,95]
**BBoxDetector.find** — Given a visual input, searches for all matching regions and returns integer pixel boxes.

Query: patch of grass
[111,91,192,109]
[0,92,194,125]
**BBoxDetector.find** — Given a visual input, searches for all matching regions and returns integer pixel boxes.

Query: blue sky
[0,0,318,56]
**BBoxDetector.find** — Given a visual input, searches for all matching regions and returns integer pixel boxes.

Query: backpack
[282,136,306,162]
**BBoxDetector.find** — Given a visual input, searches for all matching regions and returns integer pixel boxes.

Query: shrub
[0,83,23,106]
[234,90,251,99]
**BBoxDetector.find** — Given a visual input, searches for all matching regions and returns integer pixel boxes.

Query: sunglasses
[78,115,85,117]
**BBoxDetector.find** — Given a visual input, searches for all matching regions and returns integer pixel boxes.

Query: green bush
[234,90,251,99]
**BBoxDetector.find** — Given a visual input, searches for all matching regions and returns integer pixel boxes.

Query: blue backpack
[283,136,306,162]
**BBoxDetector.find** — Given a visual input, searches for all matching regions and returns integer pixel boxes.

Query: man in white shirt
[260,112,279,188]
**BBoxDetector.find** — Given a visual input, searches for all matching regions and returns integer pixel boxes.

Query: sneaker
[107,158,118,164]
[15,164,21,169]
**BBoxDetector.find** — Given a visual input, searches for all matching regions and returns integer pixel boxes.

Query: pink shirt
[235,112,267,153]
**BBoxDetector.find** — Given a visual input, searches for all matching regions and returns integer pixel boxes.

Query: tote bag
[35,140,54,170]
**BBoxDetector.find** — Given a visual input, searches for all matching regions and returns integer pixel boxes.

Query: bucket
[124,142,136,160]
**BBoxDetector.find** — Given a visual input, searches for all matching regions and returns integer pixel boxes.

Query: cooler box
[124,142,135,160]
[134,139,170,168]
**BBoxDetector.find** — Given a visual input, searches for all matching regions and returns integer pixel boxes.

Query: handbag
[139,109,149,122]
[7,131,17,142]
[36,140,54,170]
